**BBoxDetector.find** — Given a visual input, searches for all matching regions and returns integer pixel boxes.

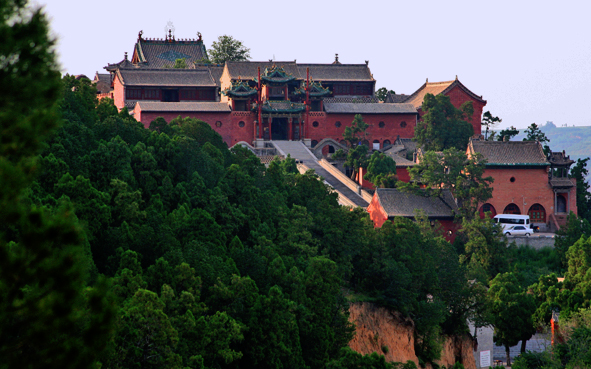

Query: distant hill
[513,122,591,160]
[508,122,591,182]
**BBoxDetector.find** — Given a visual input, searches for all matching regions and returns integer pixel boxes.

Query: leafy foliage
[488,273,537,366]
[400,148,493,219]
[570,158,591,221]
[414,93,474,151]
[209,35,251,64]
[481,111,502,140]
[364,151,397,188]
[375,87,395,102]
[497,126,519,141]
[0,2,114,368]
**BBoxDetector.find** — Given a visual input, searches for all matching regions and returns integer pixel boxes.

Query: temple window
[126,88,142,99]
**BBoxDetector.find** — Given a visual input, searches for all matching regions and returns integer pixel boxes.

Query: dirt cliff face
[348,302,476,369]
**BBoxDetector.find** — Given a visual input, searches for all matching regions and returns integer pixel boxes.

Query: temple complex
[101,30,485,149]
[97,28,579,230]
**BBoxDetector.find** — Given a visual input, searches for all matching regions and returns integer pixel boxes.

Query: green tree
[414,93,474,151]
[481,111,502,140]
[342,114,370,180]
[209,35,251,64]
[344,144,369,181]
[523,123,550,154]
[497,126,519,141]
[457,216,508,282]
[364,151,397,188]
[570,158,591,221]
[343,114,369,147]
[108,289,181,368]
[488,273,537,366]
[554,212,591,269]
[172,58,187,69]
[375,87,395,102]
[401,148,493,218]
[0,1,114,367]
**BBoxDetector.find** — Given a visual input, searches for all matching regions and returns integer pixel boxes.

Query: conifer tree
[0,1,114,367]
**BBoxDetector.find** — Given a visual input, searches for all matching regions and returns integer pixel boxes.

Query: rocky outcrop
[348,302,476,369]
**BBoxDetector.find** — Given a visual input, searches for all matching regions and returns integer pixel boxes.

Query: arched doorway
[479,203,497,219]
[528,204,546,223]
[557,195,567,213]
[372,140,380,150]
[503,203,521,214]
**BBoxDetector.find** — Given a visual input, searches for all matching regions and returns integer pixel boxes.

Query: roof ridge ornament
[138,30,143,41]
[165,21,175,42]
[333,53,341,65]
[197,32,202,41]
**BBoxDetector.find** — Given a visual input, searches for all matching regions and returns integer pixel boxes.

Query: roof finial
[138,30,143,41]
[165,21,175,42]
[124,52,128,61]
[333,53,341,65]
[365,60,369,65]
[197,32,202,41]
[426,78,428,83]
[455,75,458,80]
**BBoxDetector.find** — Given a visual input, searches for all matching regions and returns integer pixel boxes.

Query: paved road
[272,141,368,208]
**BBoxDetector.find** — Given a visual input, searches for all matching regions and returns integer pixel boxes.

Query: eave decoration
[222,80,257,99]
[257,65,296,85]
[293,80,331,97]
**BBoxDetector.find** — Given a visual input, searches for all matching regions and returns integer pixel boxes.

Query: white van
[493,214,531,232]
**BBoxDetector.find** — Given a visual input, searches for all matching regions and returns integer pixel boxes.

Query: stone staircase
[271,141,369,208]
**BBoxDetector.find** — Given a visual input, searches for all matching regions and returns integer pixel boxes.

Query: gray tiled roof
[125,100,137,109]
[384,152,416,167]
[93,72,111,94]
[376,188,457,218]
[136,101,231,112]
[394,137,418,153]
[208,66,224,87]
[385,92,410,103]
[224,62,375,82]
[469,140,549,165]
[118,68,217,87]
[549,178,575,188]
[297,64,374,82]
[225,61,302,80]
[324,96,380,104]
[105,58,135,72]
[548,151,575,166]
[134,39,208,69]
[324,103,417,114]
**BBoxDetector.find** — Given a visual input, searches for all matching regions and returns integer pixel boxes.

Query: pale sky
[37,0,591,129]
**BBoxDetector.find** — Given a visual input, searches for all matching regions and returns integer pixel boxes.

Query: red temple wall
[480,167,577,220]
[397,167,411,183]
[136,110,256,145]
[308,113,417,148]
[444,85,486,136]
[417,86,486,136]
[113,77,125,110]
[367,193,389,228]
